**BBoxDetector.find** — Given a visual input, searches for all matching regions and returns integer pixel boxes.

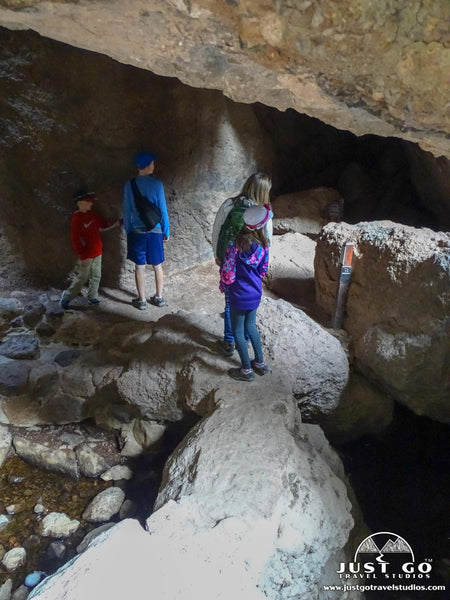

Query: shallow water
[0,415,197,593]
[0,456,112,589]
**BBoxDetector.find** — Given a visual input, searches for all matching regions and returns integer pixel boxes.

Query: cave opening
[0,25,448,599]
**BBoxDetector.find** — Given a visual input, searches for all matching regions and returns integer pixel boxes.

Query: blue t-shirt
[122,175,169,237]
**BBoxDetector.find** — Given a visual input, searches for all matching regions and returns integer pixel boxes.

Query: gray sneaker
[218,340,235,357]
[150,295,166,307]
[228,367,255,382]
[132,299,146,310]
[251,360,269,376]
[132,298,148,310]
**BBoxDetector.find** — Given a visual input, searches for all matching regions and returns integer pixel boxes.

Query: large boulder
[265,231,317,311]
[155,393,354,600]
[28,394,357,600]
[272,188,344,236]
[0,289,348,427]
[314,221,450,422]
[115,298,349,421]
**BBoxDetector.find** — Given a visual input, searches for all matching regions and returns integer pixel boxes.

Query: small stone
[47,541,66,560]
[1,546,26,571]
[101,465,133,481]
[34,503,45,514]
[12,584,31,600]
[40,512,80,538]
[0,515,10,532]
[82,487,125,523]
[23,534,41,550]
[0,578,13,600]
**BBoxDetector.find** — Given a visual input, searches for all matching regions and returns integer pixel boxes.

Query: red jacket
[70,210,117,260]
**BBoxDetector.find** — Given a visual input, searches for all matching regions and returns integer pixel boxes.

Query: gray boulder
[315,221,450,423]
[116,298,348,422]
[27,396,356,600]
[82,487,125,523]
[272,187,344,236]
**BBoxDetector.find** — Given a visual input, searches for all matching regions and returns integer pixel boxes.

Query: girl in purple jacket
[220,204,273,381]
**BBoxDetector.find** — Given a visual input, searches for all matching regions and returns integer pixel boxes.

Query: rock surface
[265,231,321,318]
[0,26,448,294]
[0,0,448,158]
[28,394,357,600]
[0,278,348,434]
[315,221,450,422]
[82,487,125,523]
[272,188,344,236]
[39,513,80,539]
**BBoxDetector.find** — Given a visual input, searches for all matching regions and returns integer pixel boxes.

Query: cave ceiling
[0,0,449,159]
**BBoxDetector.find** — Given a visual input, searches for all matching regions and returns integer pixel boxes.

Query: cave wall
[0,28,273,287]
[0,27,449,291]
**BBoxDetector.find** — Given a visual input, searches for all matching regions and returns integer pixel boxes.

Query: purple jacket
[220,241,269,311]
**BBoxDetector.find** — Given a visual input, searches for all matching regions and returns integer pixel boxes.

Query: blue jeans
[230,307,264,370]
[224,291,252,343]
[223,291,234,342]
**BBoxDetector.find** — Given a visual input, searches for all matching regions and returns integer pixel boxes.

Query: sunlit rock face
[0,0,448,159]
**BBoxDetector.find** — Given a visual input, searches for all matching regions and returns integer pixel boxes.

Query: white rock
[155,393,354,599]
[75,443,110,477]
[2,547,26,571]
[25,395,355,600]
[100,465,133,482]
[315,221,450,422]
[39,513,80,538]
[0,515,10,532]
[82,487,125,523]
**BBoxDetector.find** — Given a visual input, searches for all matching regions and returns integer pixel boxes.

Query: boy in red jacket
[60,191,121,309]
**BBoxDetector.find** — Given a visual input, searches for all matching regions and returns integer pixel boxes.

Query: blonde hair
[236,227,270,254]
[240,172,272,206]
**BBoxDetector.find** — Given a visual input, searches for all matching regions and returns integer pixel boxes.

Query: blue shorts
[127,231,164,266]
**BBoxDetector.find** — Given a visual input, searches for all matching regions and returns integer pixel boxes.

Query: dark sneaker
[132,298,148,310]
[251,360,269,376]
[150,295,166,307]
[228,367,255,382]
[60,293,71,310]
[218,340,235,357]
[88,298,100,306]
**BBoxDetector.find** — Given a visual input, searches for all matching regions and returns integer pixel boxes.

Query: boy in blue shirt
[122,151,170,310]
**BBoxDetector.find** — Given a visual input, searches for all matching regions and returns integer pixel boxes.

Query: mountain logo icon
[355,531,415,564]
